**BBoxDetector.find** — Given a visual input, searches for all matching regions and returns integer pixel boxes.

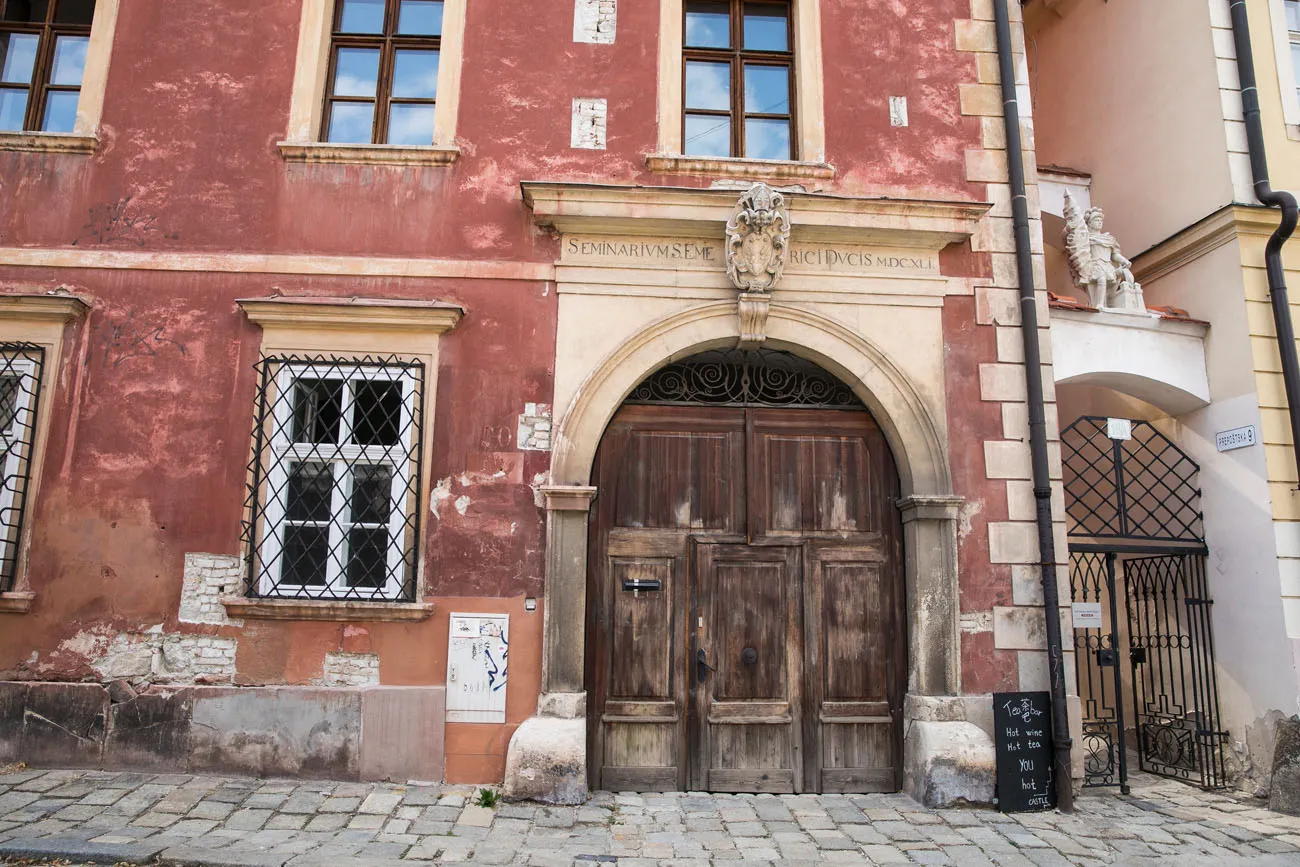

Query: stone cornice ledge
[0,292,91,323]
[222,598,435,622]
[522,181,989,247]
[238,295,464,333]
[278,141,459,166]
[645,154,835,181]
[0,592,35,614]
[0,132,96,154]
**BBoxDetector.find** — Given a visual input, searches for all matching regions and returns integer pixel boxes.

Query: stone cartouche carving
[726,183,790,293]
[727,184,789,345]
[1063,191,1146,313]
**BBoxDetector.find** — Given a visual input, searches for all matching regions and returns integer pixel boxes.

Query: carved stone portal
[1063,191,1146,314]
[727,184,789,345]
[726,183,790,293]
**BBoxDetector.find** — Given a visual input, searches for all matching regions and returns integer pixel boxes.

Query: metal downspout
[992,0,1075,812]
[1229,0,1300,483]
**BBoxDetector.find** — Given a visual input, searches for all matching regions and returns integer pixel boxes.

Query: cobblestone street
[1,766,1299,866]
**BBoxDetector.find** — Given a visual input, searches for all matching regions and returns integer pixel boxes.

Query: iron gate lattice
[1069,551,1129,791]
[1126,555,1227,788]
[1064,416,1226,790]
[1062,417,1204,545]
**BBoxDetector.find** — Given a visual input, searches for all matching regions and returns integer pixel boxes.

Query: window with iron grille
[0,0,95,134]
[0,344,43,592]
[683,0,794,160]
[243,355,424,601]
[322,0,443,145]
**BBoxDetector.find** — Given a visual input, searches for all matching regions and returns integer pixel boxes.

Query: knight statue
[1063,191,1146,313]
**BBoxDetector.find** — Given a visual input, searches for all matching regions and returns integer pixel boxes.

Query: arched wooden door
[584,350,905,794]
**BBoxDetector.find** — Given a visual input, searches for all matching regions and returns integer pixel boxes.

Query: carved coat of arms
[726,183,790,293]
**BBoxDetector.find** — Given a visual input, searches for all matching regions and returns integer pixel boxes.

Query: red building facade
[0,0,1070,803]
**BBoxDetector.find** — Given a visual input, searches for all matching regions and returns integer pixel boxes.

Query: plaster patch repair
[573,0,616,44]
[518,403,553,451]
[178,553,244,626]
[571,99,607,150]
[320,651,380,687]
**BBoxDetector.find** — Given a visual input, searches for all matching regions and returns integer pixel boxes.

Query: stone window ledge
[0,132,97,154]
[0,592,35,613]
[645,153,835,181]
[222,597,435,622]
[278,141,460,167]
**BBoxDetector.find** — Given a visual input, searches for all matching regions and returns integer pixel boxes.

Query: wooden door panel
[693,543,803,794]
[608,558,674,699]
[748,409,895,542]
[805,544,903,793]
[713,561,787,700]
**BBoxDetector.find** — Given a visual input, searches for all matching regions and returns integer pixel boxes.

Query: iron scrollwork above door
[625,348,865,411]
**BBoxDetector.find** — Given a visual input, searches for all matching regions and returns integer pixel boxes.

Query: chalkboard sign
[993,691,1056,812]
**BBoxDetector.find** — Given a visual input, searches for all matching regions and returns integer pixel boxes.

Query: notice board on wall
[446,613,509,723]
[993,691,1056,812]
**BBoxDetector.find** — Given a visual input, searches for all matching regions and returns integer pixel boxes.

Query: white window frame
[257,361,419,600]
[0,356,38,580]
[1271,0,1300,127]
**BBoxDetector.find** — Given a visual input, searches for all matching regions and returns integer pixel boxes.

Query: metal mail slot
[622,578,663,592]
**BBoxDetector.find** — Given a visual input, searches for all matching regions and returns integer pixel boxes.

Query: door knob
[696,648,716,683]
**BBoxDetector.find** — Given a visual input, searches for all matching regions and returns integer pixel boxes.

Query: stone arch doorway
[584,348,907,793]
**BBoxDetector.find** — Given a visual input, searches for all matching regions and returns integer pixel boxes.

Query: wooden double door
[586,404,905,793]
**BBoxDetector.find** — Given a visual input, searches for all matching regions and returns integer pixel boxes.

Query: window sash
[320,0,441,144]
[256,362,418,600]
[0,356,37,588]
[0,0,92,132]
[681,0,795,159]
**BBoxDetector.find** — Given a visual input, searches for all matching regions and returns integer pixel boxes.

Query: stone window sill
[0,132,97,154]
[0,592,35,613]
[222,597,435,622]
[645,153,835,181]
[278,141,460,166]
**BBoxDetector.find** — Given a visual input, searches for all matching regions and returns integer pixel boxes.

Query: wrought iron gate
[1062,417,1227,790]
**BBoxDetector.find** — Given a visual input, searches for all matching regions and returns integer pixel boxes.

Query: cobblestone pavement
[1,766,1299,866]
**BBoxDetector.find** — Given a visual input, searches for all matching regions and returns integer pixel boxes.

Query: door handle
[696,648,716,683]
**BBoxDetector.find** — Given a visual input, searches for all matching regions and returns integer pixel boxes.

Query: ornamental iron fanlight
[0,343,44,592]
[241,354,424,602]
[625,348,864,411]
[1062,416,1204,544]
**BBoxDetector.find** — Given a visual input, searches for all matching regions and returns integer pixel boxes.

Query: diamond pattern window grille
[1062,416,1204,544]
[0,344,44,592]
[242,355,424,601]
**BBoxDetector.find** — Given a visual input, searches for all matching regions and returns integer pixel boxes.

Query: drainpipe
[993,0,1074,812]
[1229,0,1300,483]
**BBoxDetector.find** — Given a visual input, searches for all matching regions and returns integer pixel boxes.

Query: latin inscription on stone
[561,235,938,276]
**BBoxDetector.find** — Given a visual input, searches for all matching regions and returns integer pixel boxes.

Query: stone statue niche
[1063,191,1147,313]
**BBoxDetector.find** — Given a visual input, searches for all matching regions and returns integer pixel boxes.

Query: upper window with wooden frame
[651,0,828,178]
[683,0,794,160]
[323,0,441,145]
[0,0,93,134]
[280,0,466,165]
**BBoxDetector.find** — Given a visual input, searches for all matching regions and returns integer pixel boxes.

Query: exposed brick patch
[571,98,607,150]
[573,0,616,44]
[517,402,552,451]
[178,553,244,627]
[321,651,380,687]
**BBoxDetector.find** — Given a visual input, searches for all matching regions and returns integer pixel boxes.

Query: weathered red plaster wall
[0,0,1006,775]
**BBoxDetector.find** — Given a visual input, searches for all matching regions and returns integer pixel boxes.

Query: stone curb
[0,839,439,867]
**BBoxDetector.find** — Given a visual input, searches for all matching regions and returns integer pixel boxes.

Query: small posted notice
[993,691,1056,813]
